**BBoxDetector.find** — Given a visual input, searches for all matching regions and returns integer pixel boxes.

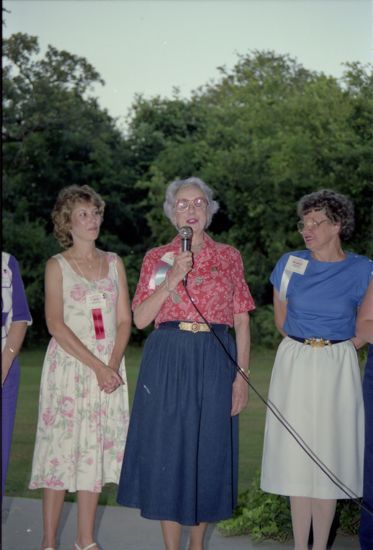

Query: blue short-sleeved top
[270,250,373,340]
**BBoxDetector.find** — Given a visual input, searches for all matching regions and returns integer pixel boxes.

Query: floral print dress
[29,252,129,493]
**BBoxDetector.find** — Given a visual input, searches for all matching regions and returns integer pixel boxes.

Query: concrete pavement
[1,497,359,549]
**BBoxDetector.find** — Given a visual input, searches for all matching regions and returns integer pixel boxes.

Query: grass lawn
[5,345,276,505]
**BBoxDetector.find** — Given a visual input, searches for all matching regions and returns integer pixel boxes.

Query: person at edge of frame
[2,251,32,499]
[356,278,373,550]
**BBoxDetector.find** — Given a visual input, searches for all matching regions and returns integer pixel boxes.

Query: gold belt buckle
[191,322,200,333]
[178,322,210,333]
[304,338,331,348]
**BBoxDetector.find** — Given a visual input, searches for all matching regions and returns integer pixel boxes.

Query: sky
[4,0,373,125]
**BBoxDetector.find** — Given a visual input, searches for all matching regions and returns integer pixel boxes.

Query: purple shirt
[2,253,32,349]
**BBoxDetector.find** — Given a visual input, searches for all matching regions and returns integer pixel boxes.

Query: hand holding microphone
[166,227,193,291]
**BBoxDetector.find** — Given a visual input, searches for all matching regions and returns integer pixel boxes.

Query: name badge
[149,252,175,290]
[284,255,308,275]
[279,256,308,302]
[86,292,106,310]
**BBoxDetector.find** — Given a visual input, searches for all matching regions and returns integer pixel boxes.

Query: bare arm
[45,257,121,392]
[273,289,287,336]
[1,321,28,385]
[107,257,132,371]
[231,311,250,416]
[356,279,373,344]
[133,251,192,329]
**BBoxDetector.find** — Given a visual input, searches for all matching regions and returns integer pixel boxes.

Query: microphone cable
[183,284,373,517]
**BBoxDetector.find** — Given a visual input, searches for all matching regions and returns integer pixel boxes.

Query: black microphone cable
[183,283,373,517]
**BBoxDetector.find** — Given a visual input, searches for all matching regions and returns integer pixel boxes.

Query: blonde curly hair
[52,185,105,248]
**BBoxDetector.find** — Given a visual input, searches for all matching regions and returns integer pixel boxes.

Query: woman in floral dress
[29,185,131,550]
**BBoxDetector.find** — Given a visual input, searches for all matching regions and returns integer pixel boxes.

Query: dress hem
[260,484,363,500]
[116,500,234,526]
[29,478,120,493]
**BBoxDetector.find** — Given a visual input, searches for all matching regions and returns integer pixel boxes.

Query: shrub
[250,305,282,349]
[218,471,292,542]
[218,471,361,542]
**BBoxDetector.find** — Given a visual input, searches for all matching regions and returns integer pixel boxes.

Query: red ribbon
[92,308,105,340]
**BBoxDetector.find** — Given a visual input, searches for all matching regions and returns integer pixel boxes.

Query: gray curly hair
[163,177,219,229]
[297,189,355,241]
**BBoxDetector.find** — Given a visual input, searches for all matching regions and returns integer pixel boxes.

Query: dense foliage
[3,33,373,343]
[218,471,360,541]
[3,33,146,341]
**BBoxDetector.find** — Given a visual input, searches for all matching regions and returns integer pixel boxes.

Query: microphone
[179,226,193,286]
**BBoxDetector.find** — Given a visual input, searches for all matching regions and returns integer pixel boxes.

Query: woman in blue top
[260,189,372,550]
[356,280,373,549]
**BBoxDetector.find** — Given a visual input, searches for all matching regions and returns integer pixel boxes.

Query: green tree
[4,37,372,344]
[3,33,143,341]
[130,52,373,308]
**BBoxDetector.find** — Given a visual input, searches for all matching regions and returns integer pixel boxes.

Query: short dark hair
[297,189,354,240]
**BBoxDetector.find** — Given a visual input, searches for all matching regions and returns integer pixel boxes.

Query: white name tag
[279,256,309,301]
[284,255,309,275]
[86,292,107,309]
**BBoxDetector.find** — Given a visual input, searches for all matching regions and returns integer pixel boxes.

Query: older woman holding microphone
[117,177,255,550]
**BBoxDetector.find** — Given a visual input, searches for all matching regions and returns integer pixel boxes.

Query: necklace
[68,250,103,283]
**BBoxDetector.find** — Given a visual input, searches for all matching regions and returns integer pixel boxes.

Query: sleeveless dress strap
[53,253,67,271]
[107,252,119,282]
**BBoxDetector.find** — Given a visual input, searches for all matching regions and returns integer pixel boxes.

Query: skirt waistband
[158,321,229,334]
[288,335,349,347]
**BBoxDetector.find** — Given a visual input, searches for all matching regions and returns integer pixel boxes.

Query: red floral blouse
[132,234,255,327]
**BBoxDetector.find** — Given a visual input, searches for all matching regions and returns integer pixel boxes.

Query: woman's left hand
[231,375,249,416]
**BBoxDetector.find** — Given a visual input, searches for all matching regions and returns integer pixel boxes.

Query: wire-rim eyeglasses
[297,218,330,233]
[174,197,208,213]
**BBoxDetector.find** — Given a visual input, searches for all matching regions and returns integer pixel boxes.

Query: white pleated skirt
[260,337,364,499]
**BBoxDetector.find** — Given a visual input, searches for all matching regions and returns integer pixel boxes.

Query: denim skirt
[117,322,238,525]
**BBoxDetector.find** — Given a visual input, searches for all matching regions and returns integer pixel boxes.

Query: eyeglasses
[174,197,208,213]
[297,219,329,233]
